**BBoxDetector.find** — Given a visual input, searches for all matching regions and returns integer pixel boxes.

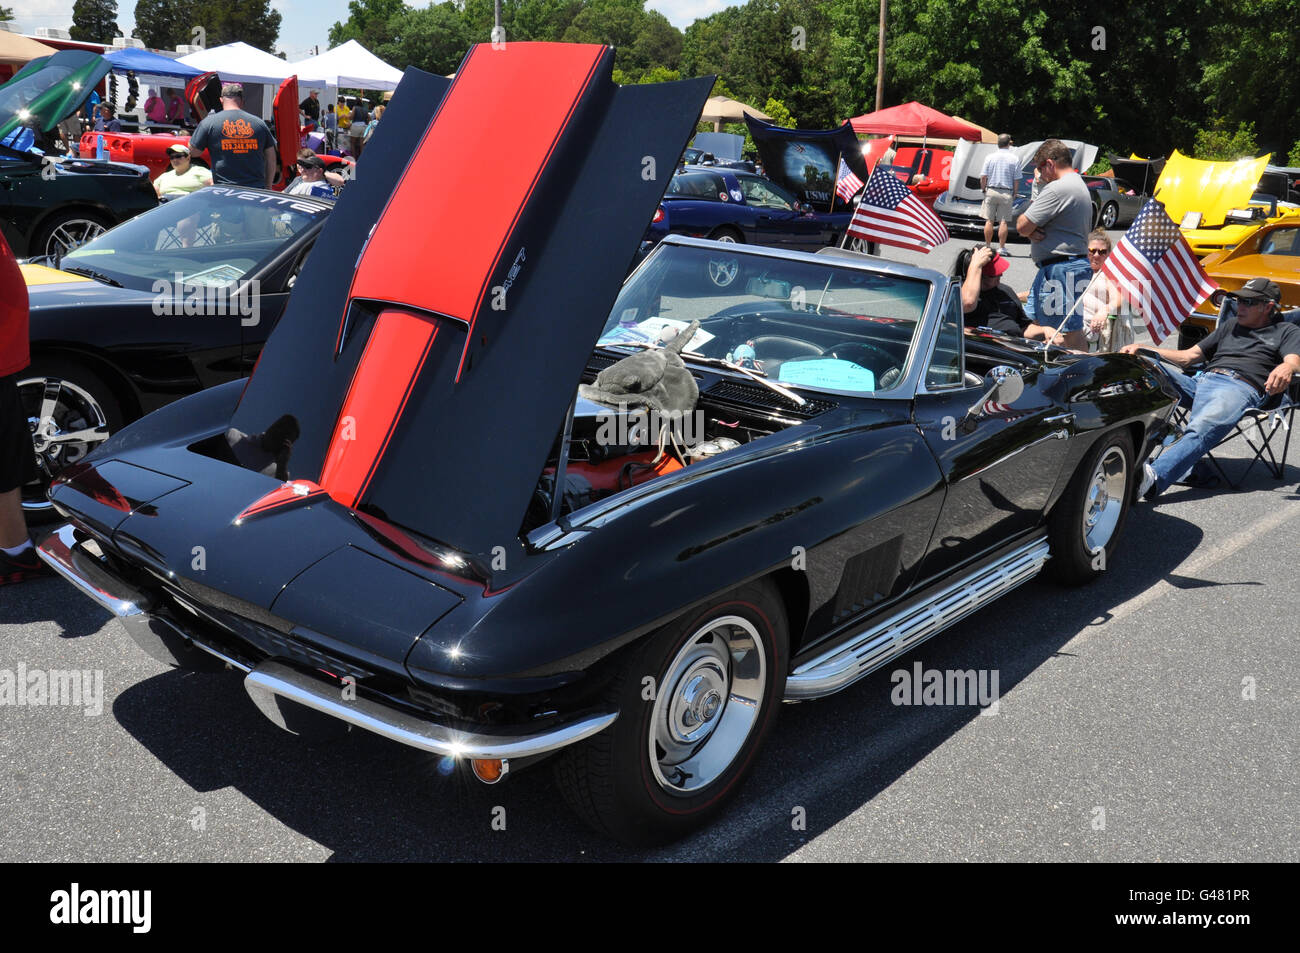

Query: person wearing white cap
[153,143,213,199]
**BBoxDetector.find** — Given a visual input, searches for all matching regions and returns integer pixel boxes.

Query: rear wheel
[17,359,123,514]
[1047,430,1134,584]
[1100,201,1118,229]
[556,581,787,844]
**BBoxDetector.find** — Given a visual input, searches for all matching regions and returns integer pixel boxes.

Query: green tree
[1289,141,1300,166]
[191,0,281,51]
[377,3,472,77]
[70,0,120,42]
[0,7,14,21]
[327,0,406,50]
[132,0,194,51]
[1200,1,1297,160]
[1193,120,1260,161]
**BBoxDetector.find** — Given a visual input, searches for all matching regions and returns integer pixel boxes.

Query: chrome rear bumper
[37,523,618,761]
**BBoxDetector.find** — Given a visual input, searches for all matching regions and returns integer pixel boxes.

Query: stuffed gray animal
[580,320,700,413]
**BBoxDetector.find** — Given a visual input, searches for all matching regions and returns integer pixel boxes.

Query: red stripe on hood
[342,43,605,377]
[320,310,439,508]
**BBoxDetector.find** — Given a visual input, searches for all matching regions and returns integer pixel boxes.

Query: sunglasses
[168,153,186,159]
[1087,248,1109,256]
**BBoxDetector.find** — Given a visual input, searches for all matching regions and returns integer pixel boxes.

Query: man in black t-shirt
[189,83,278,189]
[960,245,1052,340]
[1124,278,1300,498]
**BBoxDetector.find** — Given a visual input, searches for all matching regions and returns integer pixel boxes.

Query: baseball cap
[1233,277,1281,304]
[297,155,325,169]
[166,143,190,156]
[982,249,1010,277]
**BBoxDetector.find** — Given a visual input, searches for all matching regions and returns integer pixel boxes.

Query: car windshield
[596,243,934,395]
[60,186,328,290]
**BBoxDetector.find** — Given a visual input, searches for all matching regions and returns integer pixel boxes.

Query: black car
[39,46,1177,845]
[1085,175,1145,230]
[19,185,333,512]
[1,50,159,258]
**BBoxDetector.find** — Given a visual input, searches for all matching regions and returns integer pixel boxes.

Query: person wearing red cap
[0,233,47,584]
[959,245,1052,339]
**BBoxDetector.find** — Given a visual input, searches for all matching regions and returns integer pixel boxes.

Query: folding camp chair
[1161,300,1300,489]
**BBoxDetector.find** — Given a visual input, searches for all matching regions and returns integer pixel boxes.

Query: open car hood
[947,139,1097,202]
[745,116,872,209]
[0,50,109,141]
[1155,150,1271,228]
[185,71,221,121]
[230,44,712,559]
[272,74,299,188]
[1106,154,1165,195]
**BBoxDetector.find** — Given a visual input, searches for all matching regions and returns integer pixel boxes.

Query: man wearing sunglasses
[1017,139,1092,349]
[1124,278,1300,498]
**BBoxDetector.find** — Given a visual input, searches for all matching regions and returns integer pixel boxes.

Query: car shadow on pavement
[0,576,110,640]
[106,506,1214,861]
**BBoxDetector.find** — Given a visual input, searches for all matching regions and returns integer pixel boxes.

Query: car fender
[405,413,946,680]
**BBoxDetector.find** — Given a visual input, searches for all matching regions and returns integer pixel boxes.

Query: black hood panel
[231,44,712,559]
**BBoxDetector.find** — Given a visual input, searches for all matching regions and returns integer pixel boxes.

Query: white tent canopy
[291,40,403,91]
[177,41,294,84]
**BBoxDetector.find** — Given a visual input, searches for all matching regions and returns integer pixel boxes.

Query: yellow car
[1156,150,1295,257]
[1177,215,1300,348]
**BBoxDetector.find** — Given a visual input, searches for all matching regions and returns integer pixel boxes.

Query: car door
[909,285,1077,584]
[736,173,826,250]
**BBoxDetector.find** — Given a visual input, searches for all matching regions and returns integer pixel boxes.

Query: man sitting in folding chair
[1121,278,1300,499]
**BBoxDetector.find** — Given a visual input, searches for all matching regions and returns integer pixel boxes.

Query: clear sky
[9,1,747,63]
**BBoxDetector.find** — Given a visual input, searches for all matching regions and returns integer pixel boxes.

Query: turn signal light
[652,205,665,224]
[471,758,508,784]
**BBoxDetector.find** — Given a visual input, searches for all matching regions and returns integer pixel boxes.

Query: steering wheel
[822,341,898,371]
[822,341,903,390]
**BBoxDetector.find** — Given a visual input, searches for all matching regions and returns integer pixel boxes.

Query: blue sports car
[645,165,853,287]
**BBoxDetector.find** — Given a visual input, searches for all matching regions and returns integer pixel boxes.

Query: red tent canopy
[848,101,983,141]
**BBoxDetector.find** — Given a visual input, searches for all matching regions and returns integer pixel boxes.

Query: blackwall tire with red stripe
[555,581,787,845]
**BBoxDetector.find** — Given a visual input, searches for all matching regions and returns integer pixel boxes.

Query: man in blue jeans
[1122,278,1300,499]
[1018,139,1092,350]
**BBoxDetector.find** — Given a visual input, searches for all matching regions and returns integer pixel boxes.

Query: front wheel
[556,581,787,844]
[33,210,111,259]
[1047,430,1134,585]
[17,359,123,514]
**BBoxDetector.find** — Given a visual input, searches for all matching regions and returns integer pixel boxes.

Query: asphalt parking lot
[2,404,1295,861]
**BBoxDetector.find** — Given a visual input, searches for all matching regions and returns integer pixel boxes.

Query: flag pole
[1040,269,1102,350]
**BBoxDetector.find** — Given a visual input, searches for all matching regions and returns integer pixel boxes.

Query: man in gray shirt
[1017,139,1092,349]
[189,83,278,189]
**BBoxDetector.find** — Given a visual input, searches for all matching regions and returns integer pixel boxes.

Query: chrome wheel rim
[44,218,107,258]
[1101,204,1117,229]
[18,376,111,512]
[1082,445,1127,553]
[649,614,766,794]
[849,237,871,253]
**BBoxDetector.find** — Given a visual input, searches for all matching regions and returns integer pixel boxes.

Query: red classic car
[79,73,350,190]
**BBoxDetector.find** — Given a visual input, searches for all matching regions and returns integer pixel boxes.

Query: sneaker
[998,246,1010,255]
[0,545,51,586]
[1138,462,1159,500]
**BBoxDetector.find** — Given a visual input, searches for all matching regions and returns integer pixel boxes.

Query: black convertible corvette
[40,44,1178,844]
[19,186,332,512]
[1,50,159,258]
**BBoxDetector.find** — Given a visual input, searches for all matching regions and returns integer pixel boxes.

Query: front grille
[704,380,836,417]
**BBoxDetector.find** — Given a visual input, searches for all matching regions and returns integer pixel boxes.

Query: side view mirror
[960,365,1024,431]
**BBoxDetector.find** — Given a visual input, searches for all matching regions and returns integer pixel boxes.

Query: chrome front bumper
[37,523,618,761]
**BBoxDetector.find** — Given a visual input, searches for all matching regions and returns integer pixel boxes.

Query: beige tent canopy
[700,96,772,132]
[0,32,58,66]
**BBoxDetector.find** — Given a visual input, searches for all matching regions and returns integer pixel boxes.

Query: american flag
[846,166,949,253]
[1098,199,1218,343]
[835,157,864,203]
